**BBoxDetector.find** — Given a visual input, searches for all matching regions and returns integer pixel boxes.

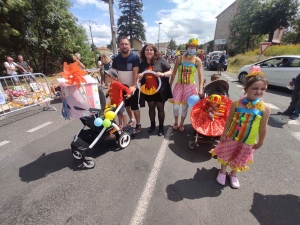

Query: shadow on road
[168,124,215,163]
[19,145,117,183]
[250,192,300,225]
[166,167,224,202]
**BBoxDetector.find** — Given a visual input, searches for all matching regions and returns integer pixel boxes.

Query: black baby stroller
[188,80,232,149]
[70,100,136,169]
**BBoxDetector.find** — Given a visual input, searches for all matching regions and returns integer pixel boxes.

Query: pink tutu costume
[210,98,264,172]
[169,56,198,104]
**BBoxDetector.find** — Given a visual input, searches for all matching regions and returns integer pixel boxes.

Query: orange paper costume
[190,95,232,136]
[140,66,160,95]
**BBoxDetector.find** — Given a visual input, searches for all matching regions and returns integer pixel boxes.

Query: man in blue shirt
[217,50,226,75]
[278,73,300,120]
[112,36,141,132]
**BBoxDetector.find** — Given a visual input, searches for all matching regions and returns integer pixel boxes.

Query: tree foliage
[252,0,299,42]
[282,15,300,44]
[0,0,94,74]
[117,0,146,46]
[229,0,264,53]
[177,44,185,50]
[168,39,177,51]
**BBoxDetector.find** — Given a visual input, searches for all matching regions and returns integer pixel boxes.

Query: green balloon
[103,119,112,128]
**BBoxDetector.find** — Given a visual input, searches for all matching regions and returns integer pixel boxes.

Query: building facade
[214,0,284,51]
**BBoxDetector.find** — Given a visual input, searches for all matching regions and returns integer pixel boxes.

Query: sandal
[172,123,178,130]
[216,171,226,186]
[179,125,184,132]
[228,172,240,189]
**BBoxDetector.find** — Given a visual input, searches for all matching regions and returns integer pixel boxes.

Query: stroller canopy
[204,80,229,96]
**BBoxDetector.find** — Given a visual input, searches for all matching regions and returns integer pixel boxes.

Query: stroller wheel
[83,157,95,169]
[188,140,195,150]
[72,150,83,160]
[118,132,131,149]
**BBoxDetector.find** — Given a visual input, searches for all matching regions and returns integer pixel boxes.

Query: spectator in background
[73,53,86,70]
[16,55,36,83]
[199,51,205,62]
[101,53,111,88]
[217,50,226,75]
[4,56,26,86]
[278,73,300,120]
[97,55,106,88]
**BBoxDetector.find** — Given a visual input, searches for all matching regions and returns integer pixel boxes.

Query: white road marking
[0,141,10,147]
[290,132,300,141]
[265,103,279,110]
[287,120,300,125]
[130,127,172,225]
[26,122,53,133]
[236,84,244,88]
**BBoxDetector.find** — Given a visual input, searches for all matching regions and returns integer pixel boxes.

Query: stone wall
[214,1,238,51]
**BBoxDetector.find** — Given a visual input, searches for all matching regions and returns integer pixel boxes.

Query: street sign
[215,39,226,45]
[260,42,271,55]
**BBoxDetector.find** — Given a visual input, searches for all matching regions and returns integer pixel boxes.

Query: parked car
[207,55,228,71]
[237,55,300,88]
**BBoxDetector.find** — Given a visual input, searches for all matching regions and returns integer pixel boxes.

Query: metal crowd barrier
[0,73,56,117]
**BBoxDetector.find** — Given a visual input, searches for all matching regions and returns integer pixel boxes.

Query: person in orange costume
[105,69,131,127]
[190,94,232,136]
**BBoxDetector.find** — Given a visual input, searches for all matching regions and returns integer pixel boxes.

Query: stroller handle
[136,70,162,92]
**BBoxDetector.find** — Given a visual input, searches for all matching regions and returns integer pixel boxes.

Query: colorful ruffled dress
[168,55,198,104]
[210,98,264,172]
[190,96,232,136]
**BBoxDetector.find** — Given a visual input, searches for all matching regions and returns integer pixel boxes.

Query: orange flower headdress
[61,62,87,88]
[247,66,264,78]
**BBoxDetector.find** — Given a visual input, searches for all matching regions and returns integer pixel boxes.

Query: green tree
[177,44,185,50]
[168,39,177,51]
[0,0,94,74]
[282,15,300,44]
[229,0,263,53]
[252,0,299,42]
[107,39,113,50]
[117,0,146,46]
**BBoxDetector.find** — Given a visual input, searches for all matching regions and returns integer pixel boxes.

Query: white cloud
[74,0,108,11]
[146,0,236,45]
[72,0,236,47]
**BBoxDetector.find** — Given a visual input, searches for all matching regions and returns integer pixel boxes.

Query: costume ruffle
[168,83,197,105]
[190,96,232,136]
[209,136,255,172]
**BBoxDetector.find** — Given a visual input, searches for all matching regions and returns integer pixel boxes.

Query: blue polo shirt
[112,52,140,86]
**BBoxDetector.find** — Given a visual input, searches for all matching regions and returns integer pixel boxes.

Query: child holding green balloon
[105,69,131,127]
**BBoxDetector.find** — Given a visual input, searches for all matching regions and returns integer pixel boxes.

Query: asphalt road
[0,67,299,225]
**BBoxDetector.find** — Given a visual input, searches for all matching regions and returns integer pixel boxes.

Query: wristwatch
[163,73,165,77]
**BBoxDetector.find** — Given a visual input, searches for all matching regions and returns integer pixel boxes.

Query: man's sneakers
[135,124,142,133]
[290,113,299,120]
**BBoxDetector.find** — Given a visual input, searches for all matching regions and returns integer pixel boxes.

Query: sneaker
[128,119,135,127]
[278,110,292,116]
[290,113,299,120]
[135,124,141,133]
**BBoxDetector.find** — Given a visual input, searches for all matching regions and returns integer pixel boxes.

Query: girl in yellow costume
[169,38,204,132]
[210,69,270,189]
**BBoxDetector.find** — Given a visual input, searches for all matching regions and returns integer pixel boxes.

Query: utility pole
[83,20,96,50]
[102,0,117,55]
[158,22,162,52]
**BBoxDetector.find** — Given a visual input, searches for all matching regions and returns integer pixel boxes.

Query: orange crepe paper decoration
[61,62,87,88]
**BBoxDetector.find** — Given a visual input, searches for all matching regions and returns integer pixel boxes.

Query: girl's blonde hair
[101,53,111,64]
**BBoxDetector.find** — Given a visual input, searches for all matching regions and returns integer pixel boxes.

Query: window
[288,58,300,67]
[259,58,286,68]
